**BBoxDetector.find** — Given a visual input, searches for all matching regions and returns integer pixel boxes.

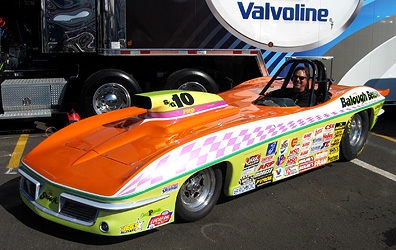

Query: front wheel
[340,111,369,161]
[175,167,222,222]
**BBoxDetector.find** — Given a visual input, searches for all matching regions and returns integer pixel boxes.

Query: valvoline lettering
[238,2,329,21]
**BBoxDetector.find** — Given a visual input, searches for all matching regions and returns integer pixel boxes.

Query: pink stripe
[148,101,227,118]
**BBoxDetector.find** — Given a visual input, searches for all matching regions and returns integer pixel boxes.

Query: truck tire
[164,68,219,93]
[175,167,222,222]
[339,111,369,161]
[80,69,142,117]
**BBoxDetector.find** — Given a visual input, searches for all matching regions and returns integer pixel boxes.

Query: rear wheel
[164,68,219,93]
[176,167,222,222]
[340,111,369,161]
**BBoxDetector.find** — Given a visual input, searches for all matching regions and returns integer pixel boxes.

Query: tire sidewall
[340,111,369,161]
[165,68,219,93]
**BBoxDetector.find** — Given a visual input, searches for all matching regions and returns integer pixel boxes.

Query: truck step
[0,109,52,120]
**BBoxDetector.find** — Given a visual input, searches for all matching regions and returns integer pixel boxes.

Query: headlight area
[18,166,174,236]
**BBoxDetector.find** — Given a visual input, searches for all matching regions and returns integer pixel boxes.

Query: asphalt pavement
[0,107,395,249]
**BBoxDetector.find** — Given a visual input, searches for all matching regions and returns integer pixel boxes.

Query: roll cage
[256,58,333,107]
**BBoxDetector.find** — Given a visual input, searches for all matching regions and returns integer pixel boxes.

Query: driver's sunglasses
[293,75,307,81]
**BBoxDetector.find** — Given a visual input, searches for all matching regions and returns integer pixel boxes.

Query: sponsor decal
[255,167,274,178]
[280,139,289,154]
[162,183,179,195]
[285,165,299,178]
[140,208,162,218]
[242,165,257,176]
[289,147,300,157]
[331,138,341,147]
[329,146,339,155]
[245,154,261,167]
[314,157,328,167]
[239,175,254,185]
[320,141,330,150]
[323,132,334,141]
[261,155,274,163]
[302,141,311,148]
[206,0,363,52]
[303,132,313,141]
[273,166,284,181]
[299,156,314,172]
[291,137,300,148]
[147,210,173,230]
[334,130,344,138]
[266,141,278,156]
[276,155,286,166]
[233,182,255,195]
[310,144,321,153]
[340,91,380,108]
[325,123,335,132]
[255,175,273,187]
[312,137,323,144]
[286,156,298,166]
[314,151,328,167]
[328,154,339,162]
[299,149,310,158]
[120,218,144,234]
[257,160,275,171]
[335,122,346,130]
[314,127,323,138]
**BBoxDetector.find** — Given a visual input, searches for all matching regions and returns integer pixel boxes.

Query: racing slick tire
[176,167,222,222]
[80,69,142,117]
[340,111,369,161]
[164,68,220,93]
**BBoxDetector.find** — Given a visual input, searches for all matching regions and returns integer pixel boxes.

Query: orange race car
[18,58,387,236]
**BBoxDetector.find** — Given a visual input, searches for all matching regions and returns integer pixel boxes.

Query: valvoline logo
[206,0,363,52]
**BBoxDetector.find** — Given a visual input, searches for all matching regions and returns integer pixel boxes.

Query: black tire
[340,111,369,161]
[175,167,222,222]
[79,69,142,117]
[164,68,219,93]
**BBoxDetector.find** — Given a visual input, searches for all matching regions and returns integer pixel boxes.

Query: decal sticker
[255,167,274,179]
[242,165,257,176]
[286,156,298,167]
[276,155,286,166]
[120,218,145,234]
[233,183,255,195]
[302,141,311,148]
[280,139,290,154]
[39,192,58,204]
[314,128,324,138]
[147,210,173,230]
[325,123,335,132]
[291,137,300,148]
[323,132,334,141]
[289,147,300,157]
[140,208,162,218]
[257,160,275,171]
[162,183,179,195]
[273,167,284,181]
[314,151,329,167]
[239,175,254,185]
[299,149,310,158]
[299,156,314,172]
[303,132,313,141]
[255,175,273,187]
[285,165,299,178]
[320,141,331,150]
[261,155,274,163]
[245,154,261,168]
[266,142,278,156]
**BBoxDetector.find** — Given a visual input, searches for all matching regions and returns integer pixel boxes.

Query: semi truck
[0,0,267,119]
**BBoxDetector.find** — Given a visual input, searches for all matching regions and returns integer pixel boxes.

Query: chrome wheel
[177,82,208,92]
[179,168,216,212]
[349,114,363,147]
[93,83,131,114]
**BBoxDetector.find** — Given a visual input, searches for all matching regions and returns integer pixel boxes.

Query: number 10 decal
[172,93,195,108]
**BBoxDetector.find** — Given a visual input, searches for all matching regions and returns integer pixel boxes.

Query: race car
[18,58,388,236]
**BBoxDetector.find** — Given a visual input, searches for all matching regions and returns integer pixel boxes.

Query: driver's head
[292,66,309,93]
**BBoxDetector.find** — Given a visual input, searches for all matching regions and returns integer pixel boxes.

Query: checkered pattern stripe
[115,89,382,197]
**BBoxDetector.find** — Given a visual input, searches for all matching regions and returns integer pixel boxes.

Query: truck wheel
[175,167,222,222]
[80,69,142,117]
[340,111,369,161]
[164,68,219,93]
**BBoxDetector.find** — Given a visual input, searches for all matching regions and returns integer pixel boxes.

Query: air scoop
[133,90,228,118]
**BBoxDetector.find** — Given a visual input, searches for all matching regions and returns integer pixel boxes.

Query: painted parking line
[370,132,396,143]
[5,134,29,174]
[351,158,396,183]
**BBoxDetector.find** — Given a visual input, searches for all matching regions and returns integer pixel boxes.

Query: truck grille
[60,199,98,223]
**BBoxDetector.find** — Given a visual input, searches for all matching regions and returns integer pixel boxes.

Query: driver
[284,66,316,107]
